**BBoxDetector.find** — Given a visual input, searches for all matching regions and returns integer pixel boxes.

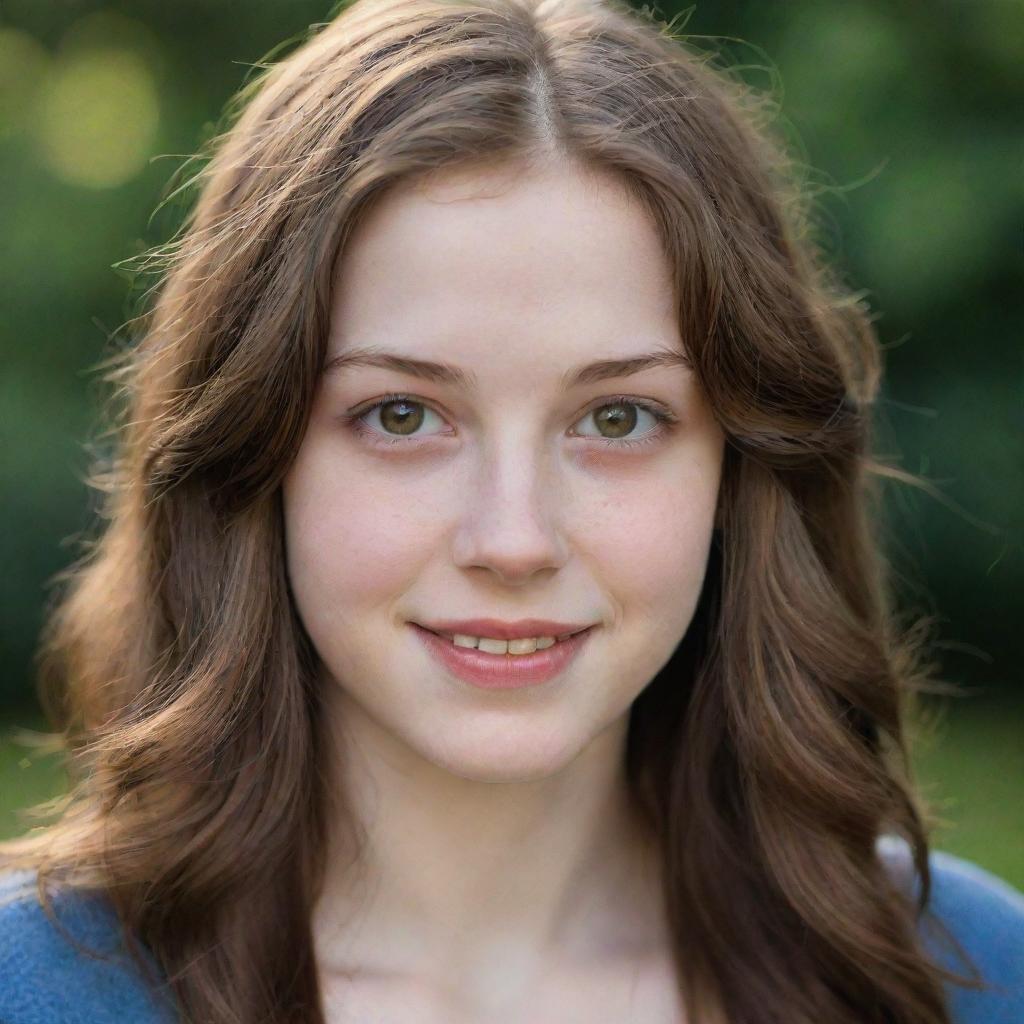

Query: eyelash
[345,392,678,452]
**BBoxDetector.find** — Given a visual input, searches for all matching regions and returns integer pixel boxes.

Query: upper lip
[414,618,594,640]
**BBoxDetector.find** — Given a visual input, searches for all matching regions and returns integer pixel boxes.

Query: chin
[411,722,587,783]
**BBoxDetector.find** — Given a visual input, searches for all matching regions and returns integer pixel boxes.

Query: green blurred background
[1,1,1021,885]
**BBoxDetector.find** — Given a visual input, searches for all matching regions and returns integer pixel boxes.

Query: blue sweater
[1,843,1022,1022]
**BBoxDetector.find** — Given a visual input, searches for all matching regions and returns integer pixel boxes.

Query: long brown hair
[1,0,985,1020]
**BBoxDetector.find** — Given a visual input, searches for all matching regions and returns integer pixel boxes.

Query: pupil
[381,399,423,435]
[596,403,636,439]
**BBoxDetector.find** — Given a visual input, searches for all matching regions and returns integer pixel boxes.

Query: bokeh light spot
[32,48,159,189]
[0,29,50,139]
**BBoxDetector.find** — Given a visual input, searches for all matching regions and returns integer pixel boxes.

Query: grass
[908,692,1024,889]
[0,696,1021,891]
[0,716,69,842]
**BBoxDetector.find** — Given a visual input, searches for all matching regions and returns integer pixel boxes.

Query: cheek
[283,421,722,631]
[281,443,450,617]
[581,451,721,633]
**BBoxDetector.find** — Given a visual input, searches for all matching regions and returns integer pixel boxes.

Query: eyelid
[581,393,678,421]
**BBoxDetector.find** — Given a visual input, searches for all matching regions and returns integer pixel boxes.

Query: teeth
[451,634,558,655]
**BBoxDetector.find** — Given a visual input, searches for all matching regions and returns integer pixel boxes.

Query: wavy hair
[1,0,984,1020]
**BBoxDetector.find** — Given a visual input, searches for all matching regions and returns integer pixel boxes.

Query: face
[281,158,725,783]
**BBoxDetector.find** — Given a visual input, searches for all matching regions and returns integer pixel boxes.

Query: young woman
[1,0,1021,1021]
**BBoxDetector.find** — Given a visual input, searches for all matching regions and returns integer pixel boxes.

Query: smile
[411,623,596,689]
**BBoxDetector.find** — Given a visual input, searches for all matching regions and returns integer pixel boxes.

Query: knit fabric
[1,841,1022,1022]
[0,869,177,1023]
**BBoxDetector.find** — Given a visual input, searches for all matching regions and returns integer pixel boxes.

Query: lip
[415,617,592,641]
[410,622,596,690]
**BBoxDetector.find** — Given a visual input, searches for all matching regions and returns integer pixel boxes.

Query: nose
[450,435,570,585]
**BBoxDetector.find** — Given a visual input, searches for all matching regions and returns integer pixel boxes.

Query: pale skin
[281,156,725,1023]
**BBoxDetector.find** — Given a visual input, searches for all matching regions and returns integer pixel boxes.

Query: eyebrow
[321,345,692,390]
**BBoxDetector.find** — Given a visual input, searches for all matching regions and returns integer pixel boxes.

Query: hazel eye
[571,398,675,450]
[349,394,451,446]
[346,392,677,451]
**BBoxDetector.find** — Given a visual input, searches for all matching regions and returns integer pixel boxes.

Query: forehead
[327,160,680,364]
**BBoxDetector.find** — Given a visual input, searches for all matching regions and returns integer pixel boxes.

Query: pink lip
[417,617,591,641]
[410,623,595,690]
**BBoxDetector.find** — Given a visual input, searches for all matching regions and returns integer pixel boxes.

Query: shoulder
[877,835,1024,1024]
[0,869,177,1024]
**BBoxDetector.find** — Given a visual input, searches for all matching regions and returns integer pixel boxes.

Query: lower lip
[410,623,595,690]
